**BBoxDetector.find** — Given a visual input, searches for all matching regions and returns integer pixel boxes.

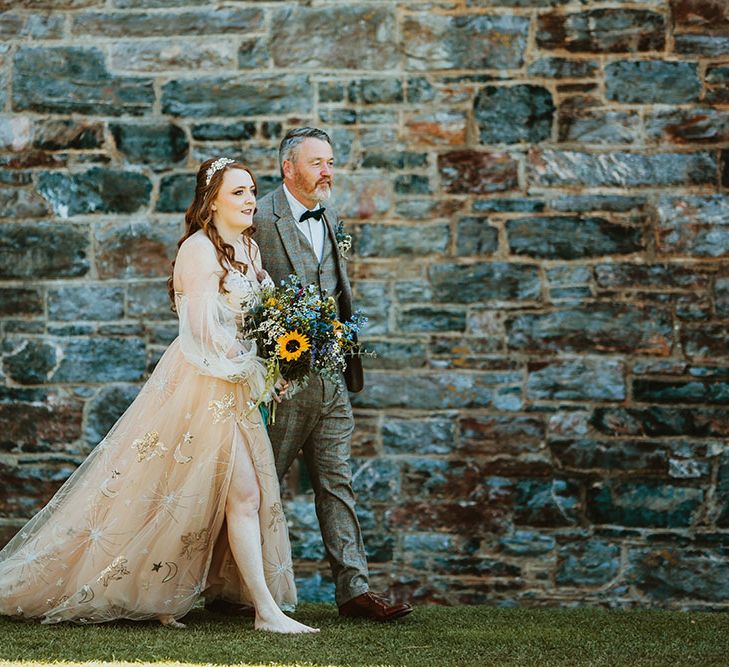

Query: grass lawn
[0,603,728,667]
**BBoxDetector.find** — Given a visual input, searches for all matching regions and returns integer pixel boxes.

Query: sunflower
[277,330,310,361]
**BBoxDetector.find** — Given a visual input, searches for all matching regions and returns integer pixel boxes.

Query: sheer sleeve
[173,235,269,401]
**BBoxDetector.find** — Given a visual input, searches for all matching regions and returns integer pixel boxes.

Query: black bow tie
[299,207,325,223]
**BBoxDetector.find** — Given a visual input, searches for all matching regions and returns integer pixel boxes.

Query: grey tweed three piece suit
[253,185,368,606]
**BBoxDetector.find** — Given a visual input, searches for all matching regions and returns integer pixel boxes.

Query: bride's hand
[273,378,289,403]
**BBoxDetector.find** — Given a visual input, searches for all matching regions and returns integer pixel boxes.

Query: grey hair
[278,127,332,177]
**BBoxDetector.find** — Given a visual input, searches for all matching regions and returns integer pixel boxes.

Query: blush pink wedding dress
[0,231,297,624]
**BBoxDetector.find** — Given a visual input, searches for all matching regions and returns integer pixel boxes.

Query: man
[252,127,412,621]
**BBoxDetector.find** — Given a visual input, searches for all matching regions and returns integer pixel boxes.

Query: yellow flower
[277,330,310,361]
[265,297,277,307]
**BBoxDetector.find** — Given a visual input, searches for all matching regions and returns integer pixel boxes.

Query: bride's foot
[254,609,319,634]
[159,615,186,629]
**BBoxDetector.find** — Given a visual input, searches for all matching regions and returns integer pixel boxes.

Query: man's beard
[312,182,332,203]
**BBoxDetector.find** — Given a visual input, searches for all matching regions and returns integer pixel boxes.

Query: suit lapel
[272,186,309,282]
[322,208,353,310]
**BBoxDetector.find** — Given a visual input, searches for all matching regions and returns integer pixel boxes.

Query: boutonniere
[335,220,352,260]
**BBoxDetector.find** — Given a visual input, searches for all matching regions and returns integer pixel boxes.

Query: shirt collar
[283,183,322,224]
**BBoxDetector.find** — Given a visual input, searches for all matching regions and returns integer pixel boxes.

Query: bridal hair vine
[205,157,235,186]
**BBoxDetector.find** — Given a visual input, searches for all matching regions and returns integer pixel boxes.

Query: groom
[253,127,412,621]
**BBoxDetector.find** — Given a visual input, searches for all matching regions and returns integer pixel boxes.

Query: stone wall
[2,0,729,609]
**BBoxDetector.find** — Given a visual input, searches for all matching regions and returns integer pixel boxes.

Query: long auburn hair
[167,158,258,311]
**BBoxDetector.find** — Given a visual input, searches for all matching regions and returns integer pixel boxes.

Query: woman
[0,158,318,634]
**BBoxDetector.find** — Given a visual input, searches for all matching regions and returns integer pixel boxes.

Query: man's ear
[282,159,294,180]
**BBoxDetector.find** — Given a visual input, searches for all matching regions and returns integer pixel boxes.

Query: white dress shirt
[283,183,325,263]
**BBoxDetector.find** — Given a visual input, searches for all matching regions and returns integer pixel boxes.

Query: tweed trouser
[267,374,370,606]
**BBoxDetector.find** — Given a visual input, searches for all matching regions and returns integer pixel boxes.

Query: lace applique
[268,502,285,532]
[131,431,168,462]
[97,556,130,587]
[180,529,210,560]
[208,392,236,424]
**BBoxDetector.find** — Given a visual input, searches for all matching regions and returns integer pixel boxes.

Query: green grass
[0,603,728,667]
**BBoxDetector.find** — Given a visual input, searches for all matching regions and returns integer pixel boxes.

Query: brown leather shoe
[338,592,413,622]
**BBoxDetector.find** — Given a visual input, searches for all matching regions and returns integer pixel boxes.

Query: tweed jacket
[253,184,364,393]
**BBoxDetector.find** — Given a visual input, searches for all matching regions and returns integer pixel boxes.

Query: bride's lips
[241,208,254,215]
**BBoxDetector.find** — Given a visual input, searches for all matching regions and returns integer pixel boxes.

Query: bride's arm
[174,236,269,397]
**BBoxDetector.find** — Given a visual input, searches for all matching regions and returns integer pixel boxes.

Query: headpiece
[205,157,235,186]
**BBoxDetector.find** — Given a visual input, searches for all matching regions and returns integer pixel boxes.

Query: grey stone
[507,304,673,354]
[0,187,50,219]
[191,123,256,142]
[605,61,700,104]
[394,175,431,195]
[537,9,665,53]
[157,174,196,213]
[527,58,598,78]
[514,479,580,527]
[548,194,647,213]
[318,81,345,103]
[383,418,456,455]
[238,36,270,69]
[162,75,312,117]
[402,14,529,70]
[473,198,544,213]
[271,6,397,70]
[456,217,499,256]
[48,285,124,322]
[628,546,729,602]
[13,47,154,116]
[529,149,716,187]
[674,34,729,56]
[657,195,729,257]
[587,481,703,528]
[396,306,466,333]
[430,262,541,304]
[550,439,668,474]
[2,339,58,385]
[127,283,174,319]
[0,222,89,279]
[53,337,147,383]
[349,79,403,104]
[84,384,140,445]
[352,371,502,410]
[0,10,65,39]
[715,278,729,318]
[557,539,620,586]
[94,220,179,280]
[500,530,556,556]
[475,85,555,144]
[595,263,709,290]
[37,168,151,217]
[558,110,640,144]
[72,7,264,37]
[352,281,390,335]
[507,216,643,259]
[361,339,427,370]
[528,358,625,400]
[110,123,189,168]
[352,458,400,502]
[111,40,237,72]
[357,223,449,258]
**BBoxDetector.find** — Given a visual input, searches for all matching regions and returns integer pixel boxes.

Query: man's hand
[272,378,290,403]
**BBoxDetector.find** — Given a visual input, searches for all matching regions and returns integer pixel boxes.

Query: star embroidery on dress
[152,562,163,572]
[208,392,236,424]
[131,431,168,462]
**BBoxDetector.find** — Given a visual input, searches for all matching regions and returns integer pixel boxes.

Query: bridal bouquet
[240,275,367,420]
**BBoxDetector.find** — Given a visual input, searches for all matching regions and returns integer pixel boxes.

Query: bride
[0,157,318,634]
